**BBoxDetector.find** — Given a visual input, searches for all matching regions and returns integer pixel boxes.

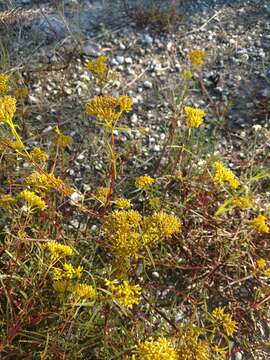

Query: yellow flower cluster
[72,283,97,300]
[29,147,49,162]
[233,196,252,209]
[45,241,73,261]
[104,209,142,258]
[115,197,132,209]
[184,106,205,128]
[0,194,16,209]
[85,95,133,127]
[54,126,73,149]
[257,258,266,269]
[212,307,237,337]
[105,279,141,309]
[250,214,269,233]
[188,49,206,68]
[10,139,25,151]
[53,281,97,300]
[20,189,47,211]
[25,172,51,193]
[213,161,240,189]
[0,96,16,124]
[0,73,9,93]
[256,258,270,277]
[177,326,211,360]
[53,262,83,281]
[104,209,181,260]
[142,211,181,247]
[14,87,29,99]
[85,55,108,80]
[135,175,155,190]
[135,337,177,360]
[93,186,110,204]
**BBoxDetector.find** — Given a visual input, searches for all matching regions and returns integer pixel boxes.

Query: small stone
[116,55,125,64]
[143,81,153,89]
[119,42,126,50]
[110,58,118,66]
[130,114,138,124]
[83,41,101,57]
[143,34,153,46]
[235,352,243,360]
[167,41,173,51]
[125,57,133,64]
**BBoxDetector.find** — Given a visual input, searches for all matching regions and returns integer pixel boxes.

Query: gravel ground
[1,0,269,194]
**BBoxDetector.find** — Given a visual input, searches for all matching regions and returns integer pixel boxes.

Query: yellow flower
[257,258,266,270]
[45,241,73,261]
[115,197,132,209]
[251,214,269,233]
[104,210,142,258]
[19,189,47,211]
[14,87,29,99]
[177,326,211,360]
[29,147,49,162]
[53,263,83,281]
[182,69,193,81]
[184,106,205,128]
[105,279,141,309]
[0,96,16,123]
[93,186,110,205]
[233,196,252,209]
[212,307,225,320]
[135,175,155,190]
[0,73,9,93]
[142,211,181,247]
[264,268,270,277]
[54,126,73,149]
[212,307,237,337]
[10,139,25,151]
[149,196,161,209]
[85,55,108,80]
[117,95,133,112]
[53,280,72,293]
[213,161,240,189]
[25,172,51,194]
[188,49,206,68]
[0,194,16,209]
[72,283,97,300]
[223,314,237,337]
[85,95,133,127]
[135,337,177,360]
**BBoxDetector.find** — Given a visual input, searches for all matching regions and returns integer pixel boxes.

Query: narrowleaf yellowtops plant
[85,55,108,80]
[213,161,240,189]
[134,337,177,360]
[45,241,73,261]
[135,175,155,190]
[85,95,133,128]
[105,279,141,309]
[184,106,205,128]
[250,214,269,233]
[187,49,206,68]
[0,73,9,93]
[0,95,16,123]
[19,189,47,211]
[29,146,49,162]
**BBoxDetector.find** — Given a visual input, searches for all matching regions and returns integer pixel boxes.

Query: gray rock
[143,80,153,89]
[83,41,101,57]
[130,114,138,124]
[116,56,125,64]
[143,34,153,46]
[125,57,133,64]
